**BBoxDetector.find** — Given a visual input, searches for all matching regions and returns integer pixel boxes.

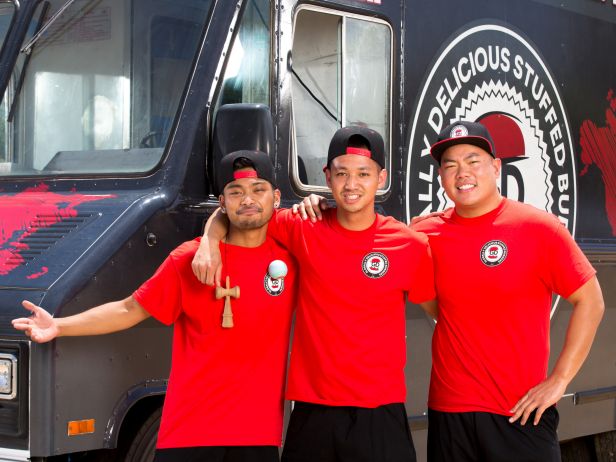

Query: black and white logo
[264,274,285,296]
[406,23,577,239]
[450,124,469,138]
[480,240,508,267]
[362,252,389,278]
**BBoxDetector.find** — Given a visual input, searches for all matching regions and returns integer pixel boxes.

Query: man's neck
[336,208,377,231]
[455,194,504,218]
[225,226,267,248]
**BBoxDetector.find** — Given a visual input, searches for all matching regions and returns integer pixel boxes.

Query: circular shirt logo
[264,275,285,296]
[406,23,576,238]
[362,252,389,278]
[480,240,508,267]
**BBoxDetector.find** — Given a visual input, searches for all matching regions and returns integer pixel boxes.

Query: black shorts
[153,446,279,462]
[281,401,416,462]
[427,407,561,462]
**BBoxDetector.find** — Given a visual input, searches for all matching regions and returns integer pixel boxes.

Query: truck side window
[215,0,270,111]
[291,7,392,190]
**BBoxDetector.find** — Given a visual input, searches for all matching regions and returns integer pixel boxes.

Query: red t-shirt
[268,209,435,408]
[133,238,296,448]
[413,198,596,415]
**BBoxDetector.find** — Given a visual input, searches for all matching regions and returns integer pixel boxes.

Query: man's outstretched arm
[12,297,151,343]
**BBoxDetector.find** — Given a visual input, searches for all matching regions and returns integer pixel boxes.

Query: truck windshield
[0,0,212,177]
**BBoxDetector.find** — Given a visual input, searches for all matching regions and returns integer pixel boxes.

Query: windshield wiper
[8,1,49,122]
[20,0,77,54]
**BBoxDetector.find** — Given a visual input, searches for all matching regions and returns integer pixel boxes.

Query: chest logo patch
[362,252,389,278]
[480,240,508,267]
[264,274,285,296]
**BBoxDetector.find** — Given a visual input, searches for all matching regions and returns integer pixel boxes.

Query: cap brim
[430,136,494,164]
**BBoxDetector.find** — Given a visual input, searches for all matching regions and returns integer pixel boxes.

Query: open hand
[408,210,447,229]
[291,194,329,222]
[191,239,222,286]
[509,375,568,425]
[12,300,59,343]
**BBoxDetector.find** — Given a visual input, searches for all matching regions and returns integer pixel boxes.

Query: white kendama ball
[268,260,288,279]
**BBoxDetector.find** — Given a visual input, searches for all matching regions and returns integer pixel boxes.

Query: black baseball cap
[430,121,496,164]
[324,126,386,170]
[217,150,276,191]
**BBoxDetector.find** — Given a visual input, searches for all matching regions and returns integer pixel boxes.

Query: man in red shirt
[296,121,605,461]
[411,121,604,462]
[193,127,437,462]
[12,150,297,462]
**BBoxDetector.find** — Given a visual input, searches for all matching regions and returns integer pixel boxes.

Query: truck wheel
[560,437,593,462]
[124,407,162,462]
[595,430,616,462]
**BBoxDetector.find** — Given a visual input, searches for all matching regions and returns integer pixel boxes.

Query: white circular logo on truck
[405,23,577,240]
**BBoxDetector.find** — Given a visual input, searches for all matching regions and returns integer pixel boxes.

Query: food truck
[0,0,614,460]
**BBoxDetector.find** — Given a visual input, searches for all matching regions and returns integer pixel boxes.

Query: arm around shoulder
[419,299,438,320]
[192,207,228,286]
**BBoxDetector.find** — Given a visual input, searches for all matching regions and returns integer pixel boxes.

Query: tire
[560,437,593,462]
[124,407,162,462]
[595,430,616,462]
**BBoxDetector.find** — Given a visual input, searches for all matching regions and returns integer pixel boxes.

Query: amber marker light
[67,419,95,436]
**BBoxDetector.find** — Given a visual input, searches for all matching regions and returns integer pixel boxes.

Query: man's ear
[324,168,332,188]
[378,168,388,189]
[219,194,225,209]
[492,157,502,179]
[273,189,281,208]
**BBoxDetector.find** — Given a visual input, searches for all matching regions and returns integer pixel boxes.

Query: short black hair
[347,134,370,150]
[232,157,256,171]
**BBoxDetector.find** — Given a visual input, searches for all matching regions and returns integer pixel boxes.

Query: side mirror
[210,103,274,195]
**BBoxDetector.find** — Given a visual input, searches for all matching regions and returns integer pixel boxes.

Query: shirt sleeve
[133,255,183,325]
[542,218,596,298]
[268,208,301,253]
[406,231,436,304]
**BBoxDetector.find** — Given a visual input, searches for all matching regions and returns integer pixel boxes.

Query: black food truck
[0,0,614,461]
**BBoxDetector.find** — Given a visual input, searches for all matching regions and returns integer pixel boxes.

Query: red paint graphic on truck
[580,89,616,237]
[0,184,113,277]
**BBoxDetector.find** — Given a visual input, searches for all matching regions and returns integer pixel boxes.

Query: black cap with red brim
[430,121,496,164]
[217,150,276,191]
[324,126,386,171]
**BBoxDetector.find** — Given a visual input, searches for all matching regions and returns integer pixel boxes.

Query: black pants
[427,407,561,462]
[281,401,416,462]
[154,446,279,462]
